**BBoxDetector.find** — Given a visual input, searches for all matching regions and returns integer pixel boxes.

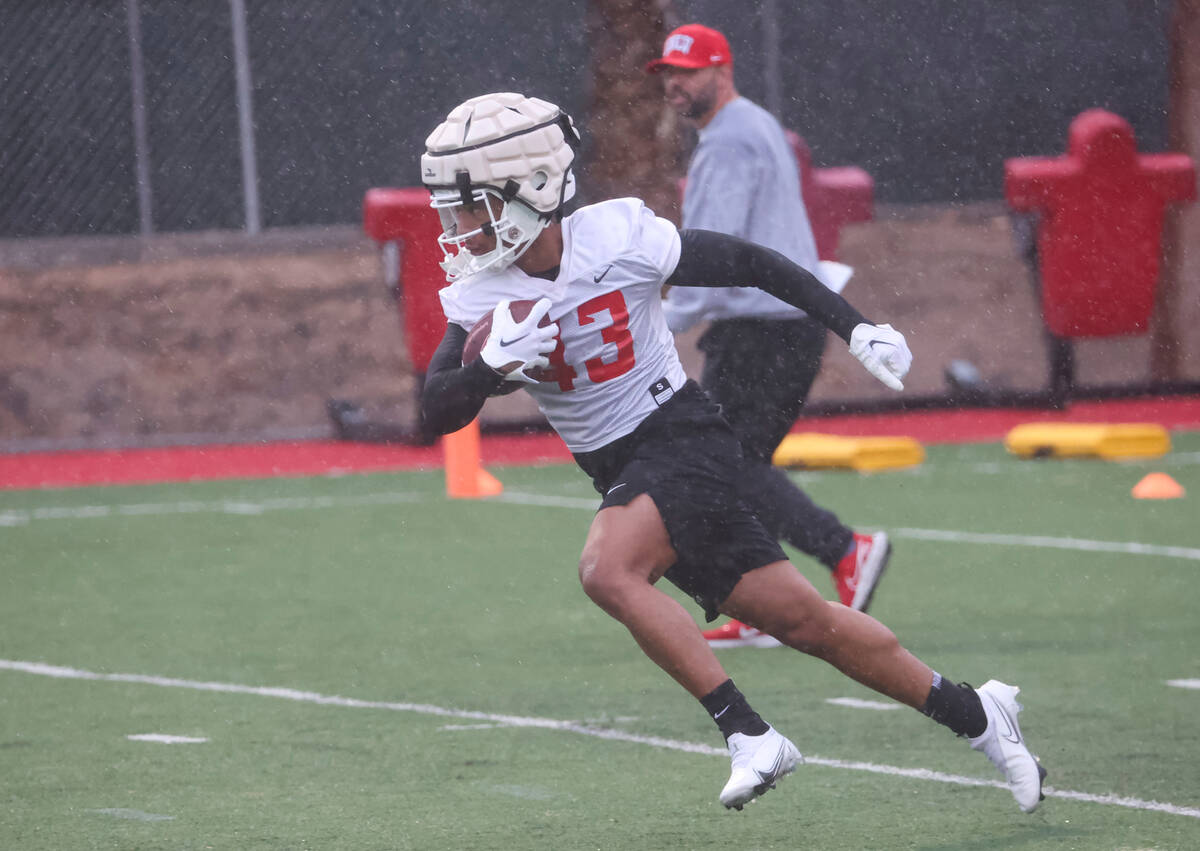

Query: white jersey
[439,198,687,453]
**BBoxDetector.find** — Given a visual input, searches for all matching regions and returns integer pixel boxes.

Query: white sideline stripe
[891,527,1200,562]
[4,489,1197,566]
[89,808,174,822]
[0,492,422,526]
[1167,679,1200,690]
[497,490,601,510]
[507,492,1200,562]
[826,697,900,711]
[3,659,1198,821]
[126,733,208,744]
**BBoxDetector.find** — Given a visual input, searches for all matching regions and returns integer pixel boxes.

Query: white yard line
[4,487,1197,563]
[498,492,1200,563]
[890,527,1200,562]
[0,491,423,526]
[493,490,602,510]
[825,697,900,711]
[2,658,1198,820]
[1154,451,1200,464]
[88,808,174,821]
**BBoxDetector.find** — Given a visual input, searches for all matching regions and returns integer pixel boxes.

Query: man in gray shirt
[647,24,890,647]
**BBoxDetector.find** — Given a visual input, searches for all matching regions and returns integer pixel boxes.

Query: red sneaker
[834,532,892,612]
[700,619,782,648]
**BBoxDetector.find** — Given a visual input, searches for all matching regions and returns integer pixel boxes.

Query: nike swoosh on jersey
[593,265,613,283]
[606,482,628,496]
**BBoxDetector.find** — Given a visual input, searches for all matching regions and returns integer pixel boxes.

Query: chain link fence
[0,0,1173,238]
[0,0,589,239]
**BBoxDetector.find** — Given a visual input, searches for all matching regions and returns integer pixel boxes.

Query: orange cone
[1131,472,1185,500]
[443,418,503,499]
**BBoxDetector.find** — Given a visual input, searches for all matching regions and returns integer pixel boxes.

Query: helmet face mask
[422,92,579,281]
[430,185,546,280]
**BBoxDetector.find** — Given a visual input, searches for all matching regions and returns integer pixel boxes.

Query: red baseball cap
[645,24,733,73]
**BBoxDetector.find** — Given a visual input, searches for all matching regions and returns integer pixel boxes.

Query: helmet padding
[422,93,579,280]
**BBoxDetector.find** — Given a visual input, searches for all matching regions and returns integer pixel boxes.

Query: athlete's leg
[578,493,808,810]
[743,469,852,567]
[721,560,1047,812]
[699,317,825,465]
[577,492,729,698]
[700,318,851,566]
[720,560,933,707]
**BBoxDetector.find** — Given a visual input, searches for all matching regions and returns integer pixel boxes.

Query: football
[462,299,557,393]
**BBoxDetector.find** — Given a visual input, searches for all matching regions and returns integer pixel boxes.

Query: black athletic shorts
[573,380,787,621]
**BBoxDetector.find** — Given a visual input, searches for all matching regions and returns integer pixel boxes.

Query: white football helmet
[421,92,580,281]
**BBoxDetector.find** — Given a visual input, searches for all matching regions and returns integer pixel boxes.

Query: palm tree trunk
[1152,0,1200,381]
[585,0,684,222]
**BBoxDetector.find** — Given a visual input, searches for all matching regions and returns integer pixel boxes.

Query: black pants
[698,317,853,569]
[575,381,787,621]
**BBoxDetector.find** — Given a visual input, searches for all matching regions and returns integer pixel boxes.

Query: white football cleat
[969,679,1047,812]
[719,726,802,810]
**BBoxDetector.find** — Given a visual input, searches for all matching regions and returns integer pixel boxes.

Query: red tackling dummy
[462,299,557,394]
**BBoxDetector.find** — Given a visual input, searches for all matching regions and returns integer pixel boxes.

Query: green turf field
[2,434,1199,850]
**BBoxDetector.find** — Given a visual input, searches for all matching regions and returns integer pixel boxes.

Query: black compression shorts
[573,381,787,621]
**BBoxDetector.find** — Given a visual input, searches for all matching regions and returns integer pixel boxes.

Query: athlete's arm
[419,323,507,436]
[665,228,867,342]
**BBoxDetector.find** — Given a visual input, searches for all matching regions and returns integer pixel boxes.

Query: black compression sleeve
[665,228,868,342]
[419,323,507,436]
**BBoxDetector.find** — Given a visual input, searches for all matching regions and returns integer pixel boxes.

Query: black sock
[700,679,770,740]
[919,672,987,738]
[825,532,856,572]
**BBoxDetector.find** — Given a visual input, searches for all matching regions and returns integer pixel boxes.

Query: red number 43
[545,291,636,391]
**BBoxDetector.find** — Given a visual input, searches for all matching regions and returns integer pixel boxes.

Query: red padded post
[1005,109,1196,338]
[785,132,874,261]
[362,187,446,373]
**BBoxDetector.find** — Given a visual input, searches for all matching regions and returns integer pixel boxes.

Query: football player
[419,93,1045,813]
